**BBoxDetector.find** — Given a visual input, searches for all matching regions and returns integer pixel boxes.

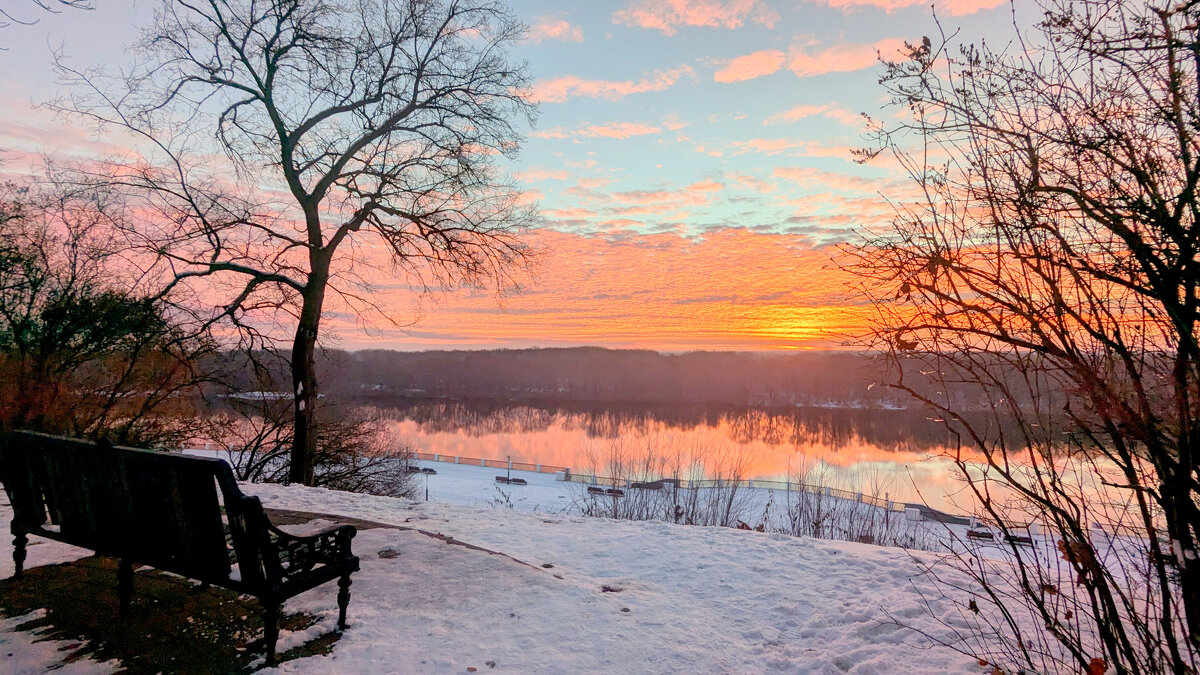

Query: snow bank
[1,479,985,673]
[250,482,981,673]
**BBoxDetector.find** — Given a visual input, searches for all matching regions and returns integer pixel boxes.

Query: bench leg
[263,601,280,666]
[117,559,133,617]
[337,573,352,630]
[11,525,27,579]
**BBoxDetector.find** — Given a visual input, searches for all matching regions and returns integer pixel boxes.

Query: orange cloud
[330,227,868,351]
[713,49,787,83]
[613,0,779,35]
[528,16,584,43]
[809,0,1005,16]
[531,66,694,103]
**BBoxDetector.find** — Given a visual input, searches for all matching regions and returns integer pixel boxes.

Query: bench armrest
[223,492,358,590]
[263,519,359,583]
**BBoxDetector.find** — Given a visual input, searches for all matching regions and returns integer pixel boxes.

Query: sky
[0,0,1022,352]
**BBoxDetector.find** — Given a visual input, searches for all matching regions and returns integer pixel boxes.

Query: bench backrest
[1,431,238,582]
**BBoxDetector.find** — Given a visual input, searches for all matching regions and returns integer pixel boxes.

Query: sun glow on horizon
[0,0,1014,352]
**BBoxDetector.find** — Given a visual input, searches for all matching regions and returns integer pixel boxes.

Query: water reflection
[372,399,957,450]
[370,398,971,512]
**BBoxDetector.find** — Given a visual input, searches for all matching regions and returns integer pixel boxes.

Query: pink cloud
[764,103,862,126]
[772,166,880,193]
[788,38,907,78]
[516,189,544,205]
[729,138,806,156]
[558,178,728,219]
[808,0,1005,16]
[575,177,616,190]
[661,113,689,131]
[613,0,779,36]
[792,38,902,78]
[530,127,572,140]
[0,116,144,164]
[531,66,694,103]
[727,138,854,158]
[578,122,663,139]
[712,39,906,83]
[516,167,571,182]
[728,172,776,193]
[545,207,598,220]
[529,16,584,43]
[534,122,664,141]
[607,179,724,216]
[713,49,786,83]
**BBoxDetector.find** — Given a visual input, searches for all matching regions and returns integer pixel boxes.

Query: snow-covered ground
[258,455,960,551]
[1,459,995,673]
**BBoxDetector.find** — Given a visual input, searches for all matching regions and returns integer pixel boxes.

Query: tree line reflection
[365,398,957,453]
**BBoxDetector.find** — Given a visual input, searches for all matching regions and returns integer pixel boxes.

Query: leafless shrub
[211,399,416,498]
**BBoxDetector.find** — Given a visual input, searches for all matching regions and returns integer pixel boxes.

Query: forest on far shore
[220,347,1001,411]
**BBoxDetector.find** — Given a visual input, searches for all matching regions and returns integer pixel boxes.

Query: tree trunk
[289,258,329,486]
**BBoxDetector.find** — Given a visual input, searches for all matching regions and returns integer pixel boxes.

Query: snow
[1,460,989,673]
[194,451,956,550]
[0,610,120,675]
[0,537,124,675]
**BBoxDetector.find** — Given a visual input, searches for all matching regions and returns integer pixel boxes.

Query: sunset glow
[0,0,1022,351]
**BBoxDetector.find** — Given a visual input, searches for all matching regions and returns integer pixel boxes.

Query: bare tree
[211,396,416,496]
[0,0,91,32]
[54,0,538,484]
[847,1,1200,671]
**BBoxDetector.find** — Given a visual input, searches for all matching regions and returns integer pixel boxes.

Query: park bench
[0,431,360,666]
[1005,533,1035,546]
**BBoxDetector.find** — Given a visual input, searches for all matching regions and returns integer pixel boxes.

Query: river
[369,399,972,514]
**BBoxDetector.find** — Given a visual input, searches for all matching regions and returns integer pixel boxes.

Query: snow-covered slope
[1,475,985,673]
